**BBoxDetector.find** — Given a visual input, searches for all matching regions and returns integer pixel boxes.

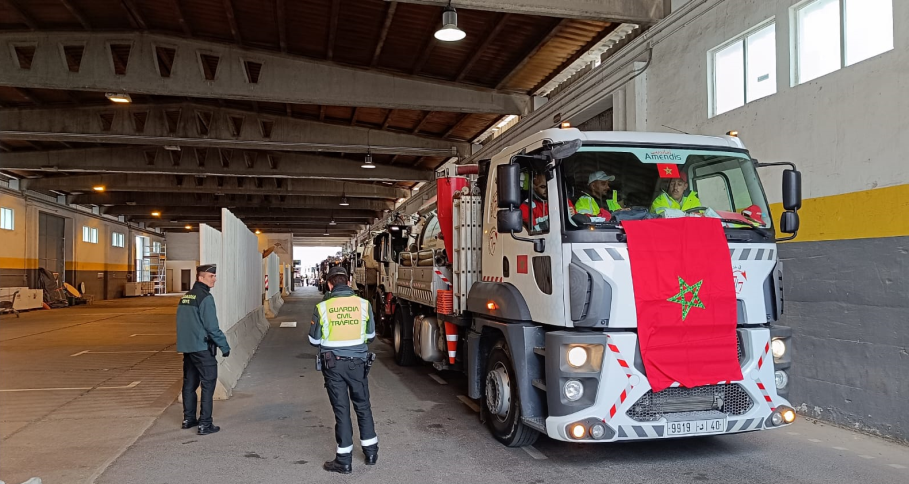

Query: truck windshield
[559,145,771,231]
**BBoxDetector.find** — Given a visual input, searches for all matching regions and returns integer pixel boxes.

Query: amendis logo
[644,150,683,162]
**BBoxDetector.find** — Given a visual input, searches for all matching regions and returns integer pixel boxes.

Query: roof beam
[275,0,287,52]
[26,173,409,198]
[496,18,568,90]
[531,23,620,93]
[121,0,148,30]
[387,0,666,24]
[0,103,466,157]
[70,193,393,211]
[442,113,471,139]
[455,13,510,82]
[327,0,341,60]
[60,0,92,30]
[371,1,398,67]
[222,0,242,45]
[5,0,38,30]
[170,0,192,36]
[412,111,432,135]
[0,32,528,115]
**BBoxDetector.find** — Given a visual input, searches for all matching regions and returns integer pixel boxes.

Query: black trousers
[182,351,218,425]
[322,357,378,464]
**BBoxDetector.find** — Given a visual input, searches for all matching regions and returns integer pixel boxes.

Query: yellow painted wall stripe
[771,184,909,243]
[0,258,131,272]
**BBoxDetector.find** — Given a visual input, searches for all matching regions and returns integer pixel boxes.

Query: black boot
[323,457,352,474]
[364,444,378,465]
[197,423,221,435]
[181,418,199,429]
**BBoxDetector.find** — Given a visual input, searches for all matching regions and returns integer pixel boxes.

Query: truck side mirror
[497,209,523,233]
[496,164,522,208]
[782,169,802,211]
[780,211,799,234]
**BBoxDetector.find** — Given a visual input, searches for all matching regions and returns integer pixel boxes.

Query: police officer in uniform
[176,264,230,435]
[309,266,378,474]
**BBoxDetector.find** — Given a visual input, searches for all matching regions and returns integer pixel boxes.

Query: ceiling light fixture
[92,185,105,192]
[362,150,376,169]
[435,2,466,42]
[339,183,350,206]
[324,227,330,236]
[329,216,337,226]
[105,92,132,103]
[151,211,161,216]
[185,225,192,230]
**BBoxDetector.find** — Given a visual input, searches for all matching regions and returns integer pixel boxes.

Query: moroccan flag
[623,217,742,392]
[657,163,680,178]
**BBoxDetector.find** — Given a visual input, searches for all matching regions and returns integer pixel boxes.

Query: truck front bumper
[542,329,794,443]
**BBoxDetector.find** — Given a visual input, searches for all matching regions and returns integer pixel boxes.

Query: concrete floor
[2,289,907,484]
[0,296,183,484]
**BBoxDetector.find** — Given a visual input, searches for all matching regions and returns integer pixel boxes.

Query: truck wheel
[393,304,416,366]
[482,343,540,447]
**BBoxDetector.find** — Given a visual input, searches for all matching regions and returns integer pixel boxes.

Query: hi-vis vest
[576,190,621,215]
[315,296,370,348]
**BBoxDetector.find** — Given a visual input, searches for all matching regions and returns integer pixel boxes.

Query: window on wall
[0,207,13,230]
[794,0,893,84]
[710,21,777,116]
[82,226,98,244]
[112,232,125,248]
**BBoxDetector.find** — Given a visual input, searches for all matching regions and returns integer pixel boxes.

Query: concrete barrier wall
[263,252,283,318]
[198,210,268,398]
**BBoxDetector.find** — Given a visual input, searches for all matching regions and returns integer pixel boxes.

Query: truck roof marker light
[726,130,739,137]
[560,122,571,129]
[486,301,497,310]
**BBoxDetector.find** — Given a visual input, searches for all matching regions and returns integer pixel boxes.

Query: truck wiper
[718,219,772,238]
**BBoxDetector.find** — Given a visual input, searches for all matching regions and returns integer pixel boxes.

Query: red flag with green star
[623,217,742,392]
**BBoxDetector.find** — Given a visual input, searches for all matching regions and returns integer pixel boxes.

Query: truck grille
[626,384,753,422]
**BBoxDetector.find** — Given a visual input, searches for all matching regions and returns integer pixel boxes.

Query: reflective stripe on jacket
[650,191,701,214]
[576,191,620,218]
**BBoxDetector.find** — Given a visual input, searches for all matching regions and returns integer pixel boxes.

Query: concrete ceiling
[0,0,663,242]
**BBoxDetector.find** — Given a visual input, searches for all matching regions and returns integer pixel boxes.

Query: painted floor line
[279,322,297,328]
[429,374,447,385]
[858,455,875,459]
[0,381,140,392]
[71,350,174,357]
[832,446,848,450]
[522,445,548,460]
[808,439,822,443]
[457,395,480,413]
[888,464,907,469]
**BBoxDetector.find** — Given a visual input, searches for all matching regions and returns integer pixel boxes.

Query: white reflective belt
[364,332,376,339]
[321,339,365,348]
[337,445,353,454]
[360,436,378,446]
[308,335,321,345]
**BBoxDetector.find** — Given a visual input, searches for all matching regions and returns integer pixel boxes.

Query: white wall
[622,0,909,203]
[165,260,197,293]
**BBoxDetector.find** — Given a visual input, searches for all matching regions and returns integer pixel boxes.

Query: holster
[206,337,217,357]
[320,351,336,370]
[364,352,376,377]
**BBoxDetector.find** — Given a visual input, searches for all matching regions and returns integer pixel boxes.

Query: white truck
[370,127,800,446]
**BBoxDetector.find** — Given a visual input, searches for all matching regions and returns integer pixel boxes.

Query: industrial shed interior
[0,1,906,483]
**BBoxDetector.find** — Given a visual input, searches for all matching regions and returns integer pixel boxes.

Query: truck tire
[393,303,416,366]
[482,342,540,447]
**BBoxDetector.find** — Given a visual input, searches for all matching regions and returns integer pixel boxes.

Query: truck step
[532,379,547,392]
[521,416,546,432]
[533,346,546,357]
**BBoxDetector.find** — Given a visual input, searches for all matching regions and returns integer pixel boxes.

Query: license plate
[667,419,725,436]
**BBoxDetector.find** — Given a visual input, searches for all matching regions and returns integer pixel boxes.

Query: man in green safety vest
[309,266,378,474]
[650,173,701,215]
[576,170,623,219]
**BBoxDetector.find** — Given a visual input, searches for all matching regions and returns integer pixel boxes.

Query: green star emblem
[667,277,705,321]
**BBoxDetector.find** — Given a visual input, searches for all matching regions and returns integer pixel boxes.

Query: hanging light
[329,217,337,226]
[362,150,376,169]
[339,197,349,206]
[323,227,330,236]
[435,4,466,42]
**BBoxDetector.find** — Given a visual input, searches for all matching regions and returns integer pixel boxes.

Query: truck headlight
[771,338,786,359]
[567,346,588,367]
[774,370,789,389]
[563,379,584,401]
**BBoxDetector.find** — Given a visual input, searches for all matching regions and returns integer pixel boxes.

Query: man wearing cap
[309,266,378,474]
[650,174,701,215]
[576,170,622,219]
[176,264,230,435]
